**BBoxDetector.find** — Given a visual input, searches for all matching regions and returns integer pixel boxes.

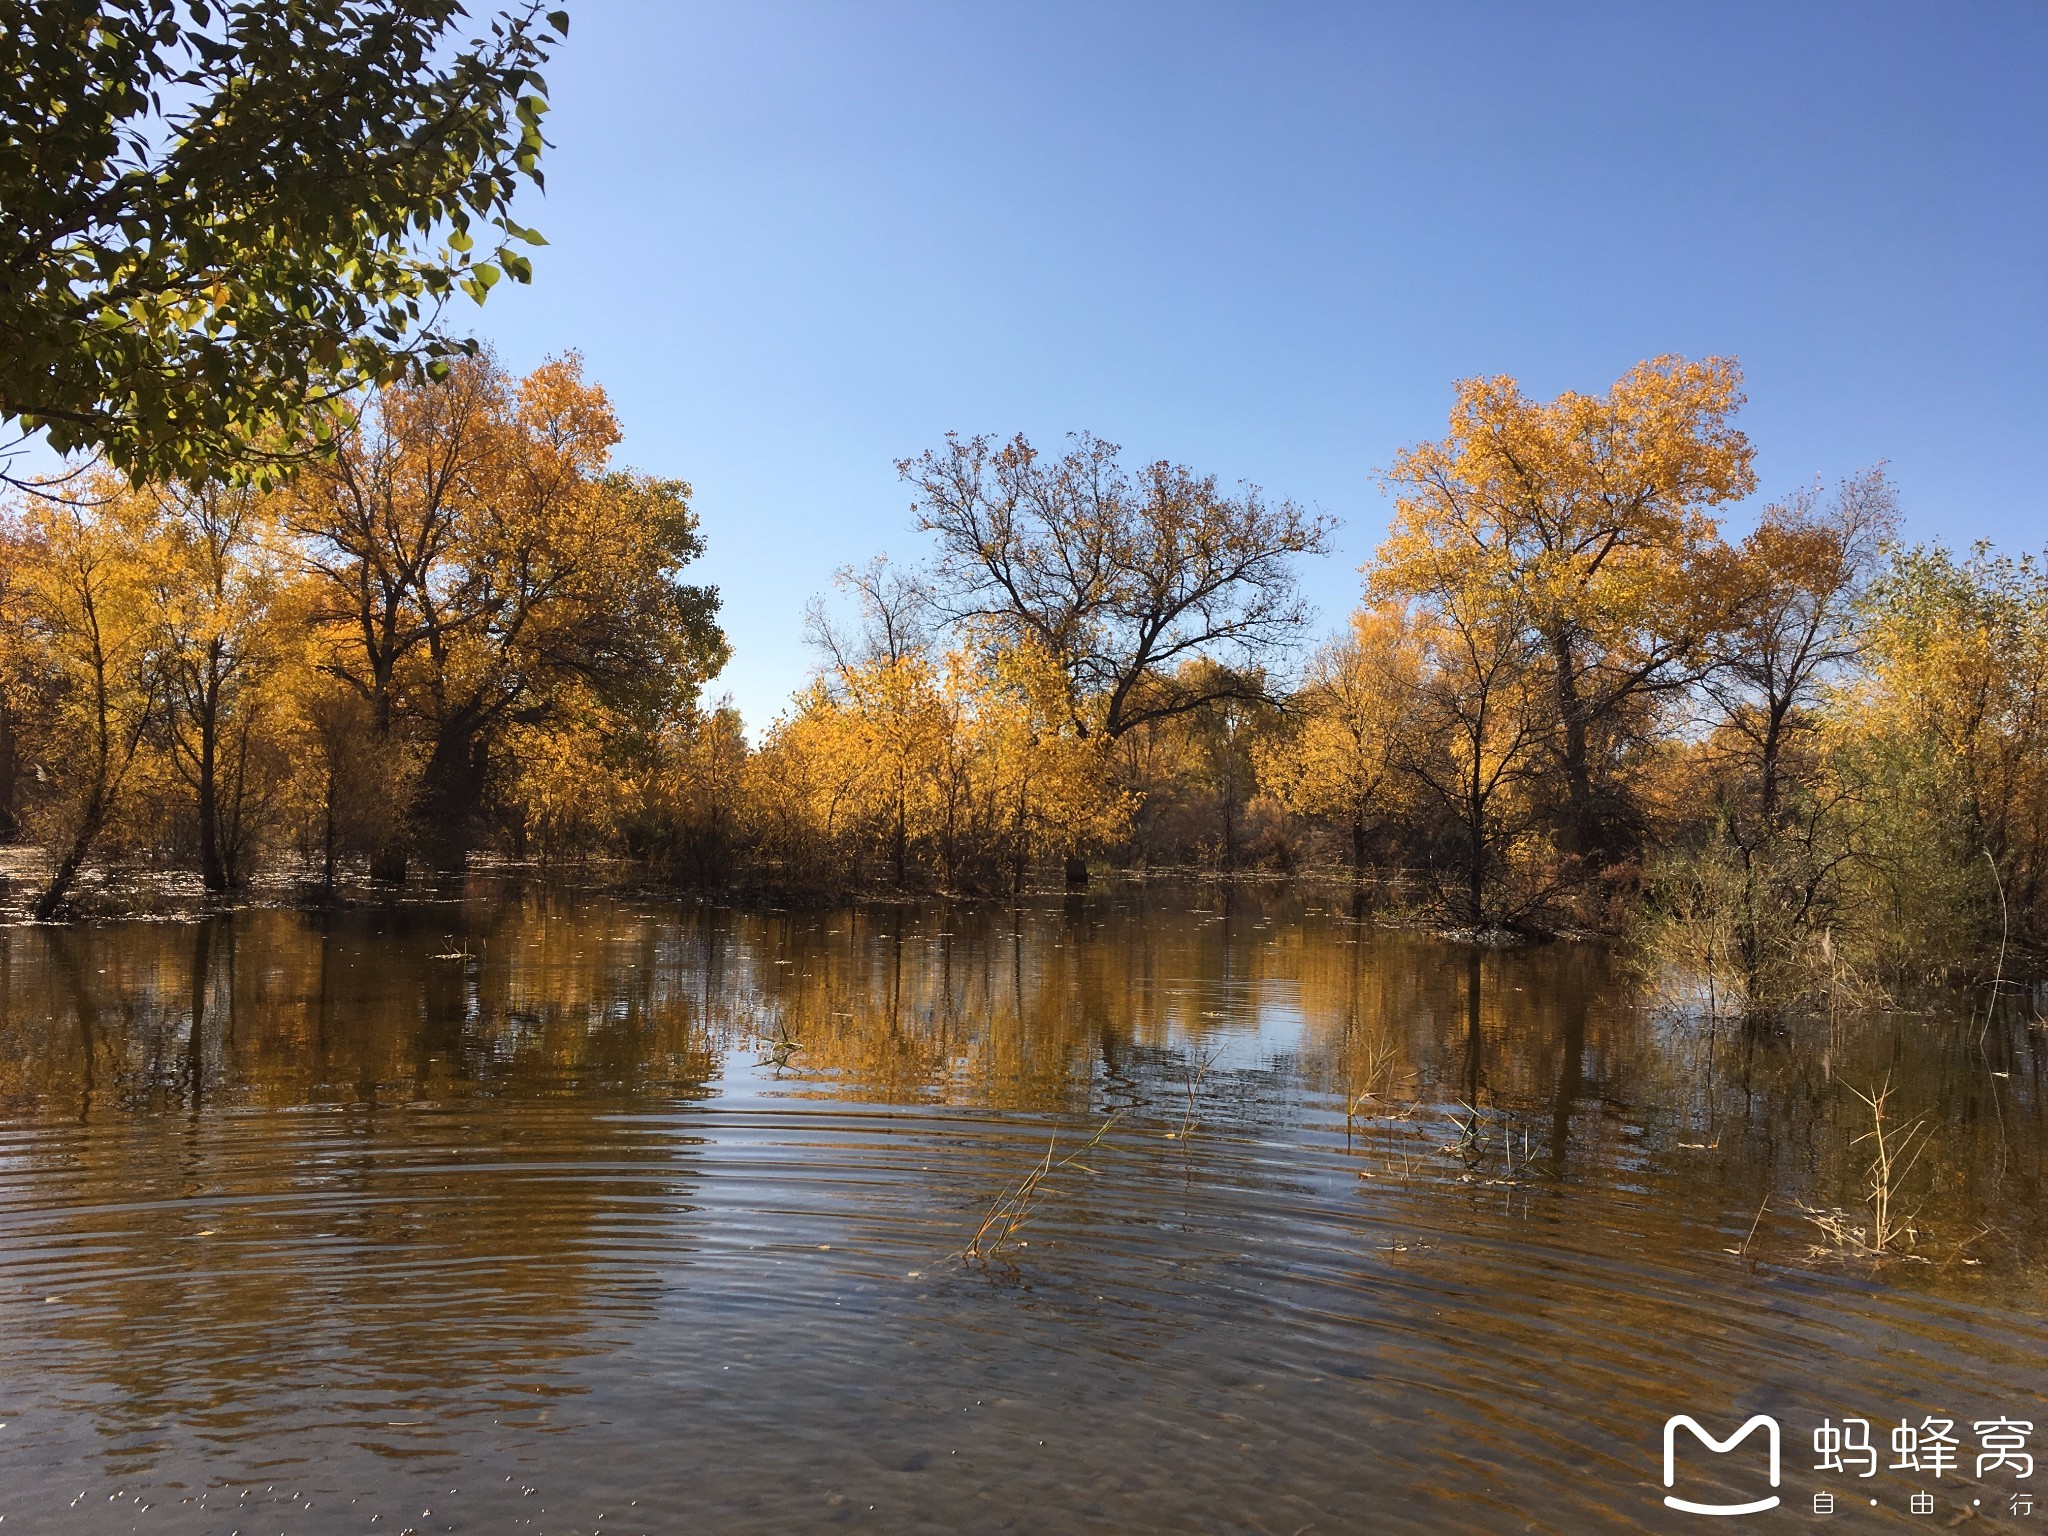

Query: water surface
[1,885,2044,1532]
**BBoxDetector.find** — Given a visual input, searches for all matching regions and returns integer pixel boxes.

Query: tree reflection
[0,882,2044,1500]
[0,903,723,1476]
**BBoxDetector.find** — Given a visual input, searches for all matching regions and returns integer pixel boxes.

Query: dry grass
[961,1112,1122,1266]
[1343,1029,1408,1124]
[1437,1101,1540,1185]
[1171,1044,1227,1141]
[1800,1073,1931,1261]
[1342,1030,1422,1185]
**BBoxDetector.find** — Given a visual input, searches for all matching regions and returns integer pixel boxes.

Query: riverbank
[0,844,1442,926]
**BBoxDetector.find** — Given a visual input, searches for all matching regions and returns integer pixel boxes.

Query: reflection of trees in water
[724,889,2048,1268]
[730,891,1396,1113]
[0,904,721,1465]
[1285,909,2048,1270]
[3,882,2046,1468]
[725,903,1106,1110]
[0,902,725,1109]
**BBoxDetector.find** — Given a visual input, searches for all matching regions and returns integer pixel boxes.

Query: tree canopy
[1,0,565,487]
[1375,356,1756,858]
[902,431,1332,740]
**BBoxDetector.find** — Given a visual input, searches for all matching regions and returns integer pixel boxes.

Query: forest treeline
[6,8,2038,1019]
[2,353,2043,1013]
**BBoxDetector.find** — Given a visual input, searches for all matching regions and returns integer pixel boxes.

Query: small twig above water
[1174,1044,1226,1141]
[961,1112,1122,1267]
[1731,1192,1770,1258]
[1978,848,2010,1047]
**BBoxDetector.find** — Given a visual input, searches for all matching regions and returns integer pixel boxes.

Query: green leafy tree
[1,0,566,487]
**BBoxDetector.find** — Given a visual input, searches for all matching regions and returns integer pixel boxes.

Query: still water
[0,884,2043,1533]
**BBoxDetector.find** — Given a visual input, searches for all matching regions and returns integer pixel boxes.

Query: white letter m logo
[1662,1414,1782,1515]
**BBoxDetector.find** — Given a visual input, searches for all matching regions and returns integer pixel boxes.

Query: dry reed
[962,1112,1123,1266]
[1800,1072,1930,1260]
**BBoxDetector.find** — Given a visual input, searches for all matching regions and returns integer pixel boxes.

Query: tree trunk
[0,702,18,843]
[892,776,907,889]
[35,630,142,918]
[1549,632,1595,853]
[365,679,409,882]
[1757,700,1789,825]
[197,709,227,893]
[1350,814,1367,881]
[1735,843,1766,1012]
[414,713,490,873]
[321,767,339,892]
[34,794,108,920]
[1012,781,1030,894]
[1466,802,1485,927]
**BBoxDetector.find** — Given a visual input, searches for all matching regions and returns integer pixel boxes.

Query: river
[1,883,2043,1532]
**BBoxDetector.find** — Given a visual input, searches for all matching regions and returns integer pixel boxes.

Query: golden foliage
[1375,356,1755,862]
[0,355,727,908]
[1256,601,1425,874]
[3,351,2043,997]
[750,638,1128,892]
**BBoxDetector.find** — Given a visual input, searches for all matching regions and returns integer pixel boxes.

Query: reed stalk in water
[1801,1072,1929,1259]
[962,1112,1122,1265]
[1175,1044,1226,1141]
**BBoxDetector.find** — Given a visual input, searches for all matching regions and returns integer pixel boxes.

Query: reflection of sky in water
[0,885,2043,1533]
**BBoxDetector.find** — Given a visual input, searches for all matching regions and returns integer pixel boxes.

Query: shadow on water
[0,881,2044,1532]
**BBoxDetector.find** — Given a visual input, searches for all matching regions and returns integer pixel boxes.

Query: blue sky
[476,1,2047,730]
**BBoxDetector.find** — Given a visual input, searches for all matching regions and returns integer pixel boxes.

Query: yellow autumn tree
[836,650,952,887]
[748,674,919,887]
[1256,600,1426,878]
[0,514,38,843]
[135,480,293,890]
[1402,575,1552,928]
[1375,357,1755,865]
[287,352,726,877]
[747,631,1125,894]
[936,636,1127,891]
[12,479,160,916]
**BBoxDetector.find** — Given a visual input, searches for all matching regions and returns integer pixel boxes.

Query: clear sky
[474,1,2047,731]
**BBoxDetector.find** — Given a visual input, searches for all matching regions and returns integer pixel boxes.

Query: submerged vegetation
[1,352,2042,1020]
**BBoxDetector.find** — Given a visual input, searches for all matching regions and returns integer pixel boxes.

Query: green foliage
[1644,530,2047,1012]
[0,0,566,485]
[1829,724,1986,980]
[1845,541,2048,966]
